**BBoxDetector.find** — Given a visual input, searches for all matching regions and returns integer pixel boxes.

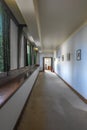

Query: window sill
[0,66,38,109]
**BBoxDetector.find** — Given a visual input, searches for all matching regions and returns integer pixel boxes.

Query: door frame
[43,57,53,71]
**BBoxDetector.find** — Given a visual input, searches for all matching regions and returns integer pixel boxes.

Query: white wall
[54,23,87,99]
[0,67,39,130]
[10,19,18,70]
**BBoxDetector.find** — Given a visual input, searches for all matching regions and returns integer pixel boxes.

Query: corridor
[17,71,87,130]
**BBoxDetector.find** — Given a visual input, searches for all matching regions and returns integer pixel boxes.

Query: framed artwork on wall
[67,53,70,61]
[76,49,81,61]
[58,56,60,61]
[62,55,64,61]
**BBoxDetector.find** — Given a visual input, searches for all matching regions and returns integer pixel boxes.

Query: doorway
[43,57,53,71]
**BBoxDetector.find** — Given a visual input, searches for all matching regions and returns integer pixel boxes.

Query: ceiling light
[34,47,38,51]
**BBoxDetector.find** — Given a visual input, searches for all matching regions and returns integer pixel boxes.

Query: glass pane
[34,51,37,64]
[0,3,10,73]
[0,5,4,72]
[27,45,30,65]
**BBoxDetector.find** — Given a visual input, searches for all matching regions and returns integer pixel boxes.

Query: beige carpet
[17,70,87,130]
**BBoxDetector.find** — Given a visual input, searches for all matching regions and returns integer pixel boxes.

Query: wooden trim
[13,72,39,130]
[55,72,87,104]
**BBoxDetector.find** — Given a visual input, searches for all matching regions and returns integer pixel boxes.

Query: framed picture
[58,56,60,61]
[76,49,81,61]
[67,53,70,61]
[62,55,64,61]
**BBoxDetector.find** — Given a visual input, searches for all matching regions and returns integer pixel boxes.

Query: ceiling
[5,0,87,52]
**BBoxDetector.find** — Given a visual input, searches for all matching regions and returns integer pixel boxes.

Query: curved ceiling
[5,0,87,52]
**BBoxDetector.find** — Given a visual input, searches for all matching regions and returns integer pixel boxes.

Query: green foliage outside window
[0,3,10,73]
[0,5,4,72]
[27,44,37,66]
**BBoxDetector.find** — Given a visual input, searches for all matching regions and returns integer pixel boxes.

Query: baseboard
[13,72,39,130]
[55,72,87,104]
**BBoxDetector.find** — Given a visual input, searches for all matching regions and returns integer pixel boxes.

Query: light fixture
[33,47,38,51]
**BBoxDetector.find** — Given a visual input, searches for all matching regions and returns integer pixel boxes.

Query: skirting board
[55,72,87,104]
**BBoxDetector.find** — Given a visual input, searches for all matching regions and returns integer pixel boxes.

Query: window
[0,3,10,73]
[34,50,37,64]
[27,42,37,66]
[30,45,33,65]
[0,7,4,72]
[27,44,30,65]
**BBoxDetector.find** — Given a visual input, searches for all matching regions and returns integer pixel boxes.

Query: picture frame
[67,53,70,61]
[76,49,81,61]
[62,55,64,61]
[58,56,60,61]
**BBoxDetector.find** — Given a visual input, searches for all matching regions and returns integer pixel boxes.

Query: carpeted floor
[17,70,87,130]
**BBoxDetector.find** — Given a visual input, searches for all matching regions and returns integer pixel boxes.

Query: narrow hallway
[17,71,87,130]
